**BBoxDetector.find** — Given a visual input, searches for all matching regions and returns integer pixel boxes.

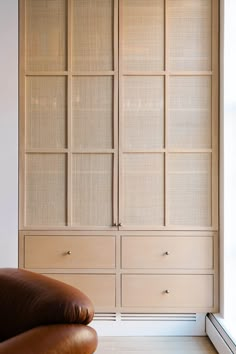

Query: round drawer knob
[118,222,122,227]
[165,251,170,256]
[67,251,72,255]
[165,290,170,294]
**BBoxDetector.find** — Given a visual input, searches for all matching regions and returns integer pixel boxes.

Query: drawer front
[47,274,116,309]
[122,236,213,269]
[122,274,213,309]
[25,236,115,269]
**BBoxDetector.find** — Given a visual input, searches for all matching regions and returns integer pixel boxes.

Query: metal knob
[113,222,118,227]
[164,251,170,256]
[118,222,122,227]
[165,290,170,294]
[67,251,72,255]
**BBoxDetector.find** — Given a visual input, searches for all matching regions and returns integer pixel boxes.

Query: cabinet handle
[118,222,122,227]
[113,222,118,227]
[164,251,170,256]
[67,251,72,255]
[165,290,170,294]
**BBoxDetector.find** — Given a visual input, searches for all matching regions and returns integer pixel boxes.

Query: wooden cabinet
[20,0,218,232]
[19,0,219,314]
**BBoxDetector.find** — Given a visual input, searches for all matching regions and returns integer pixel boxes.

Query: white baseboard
[206,314,236,354]
[91,313,206,336]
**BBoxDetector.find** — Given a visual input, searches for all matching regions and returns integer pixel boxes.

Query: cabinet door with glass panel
[20,0,118,230]
[119,0,218,231]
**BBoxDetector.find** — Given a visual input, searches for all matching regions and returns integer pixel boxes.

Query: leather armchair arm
[0,324,97,354]
[0,268,95,341]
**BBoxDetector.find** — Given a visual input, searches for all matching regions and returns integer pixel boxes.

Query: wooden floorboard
[95,336,218,354]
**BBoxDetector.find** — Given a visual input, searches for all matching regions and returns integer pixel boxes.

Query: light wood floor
[95,337,218,354]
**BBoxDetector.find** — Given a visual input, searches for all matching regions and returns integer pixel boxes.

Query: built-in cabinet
[19,0,219,315]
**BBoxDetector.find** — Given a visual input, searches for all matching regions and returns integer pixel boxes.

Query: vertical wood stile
[116,233,121,312]
[113,0,119,228]
[164,0,168,227]
[18,231,25,268]
[116,0,122,310]
[212,0,219,230]
[213,231,219,311]
[67,0,72,226]
[118,0,123,228]
[19,0,26,229]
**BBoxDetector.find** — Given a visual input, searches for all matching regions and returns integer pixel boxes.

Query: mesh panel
[72,77,113,149]
[26,0,66,71]
[123,154,164,226]
[168,0,212,71]
[26,154,66,226]
[168,153,212,226]
[122,0,164,71]
[72,154,113,226]
[168,76,212,149]
[26,77,66,149]
[123,76,164,149]
[72,0,113,71]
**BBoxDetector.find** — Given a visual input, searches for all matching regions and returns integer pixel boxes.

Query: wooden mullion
[26,148,69,154]
[122,71,213,77]
[164,0,168,227]
[114,0,120,313]
[164,75,169,226]
[72,71,115,76]
[71,149,116,154]
[112,0,119,228]
[123,149,166,154]
[19,0,26,230]
[26,71,69,76]
[164,0,167,72]
[67,0,72,227]
[168,149,213,154]
[123,71,166,76]
[211,0,219,230]
[169,71,213,76]
[118,0,123,228]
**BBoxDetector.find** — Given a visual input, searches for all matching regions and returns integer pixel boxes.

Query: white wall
[0,0,18,267]
[222,0,236,324]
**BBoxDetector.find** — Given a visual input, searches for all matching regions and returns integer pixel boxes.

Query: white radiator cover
[91,313,206,336]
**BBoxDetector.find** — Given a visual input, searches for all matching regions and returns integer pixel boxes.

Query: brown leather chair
[0,268,97,354]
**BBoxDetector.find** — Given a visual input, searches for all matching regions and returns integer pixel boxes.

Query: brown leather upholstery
[0,325,97,354]
[0,268,97,354]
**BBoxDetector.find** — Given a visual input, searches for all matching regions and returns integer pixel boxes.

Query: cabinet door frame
[19,0,119,230]
[118,0,219,231]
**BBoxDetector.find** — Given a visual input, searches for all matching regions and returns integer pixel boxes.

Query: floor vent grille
[93,313,117,322]
[93,313,197,322]
[120,313,197,322]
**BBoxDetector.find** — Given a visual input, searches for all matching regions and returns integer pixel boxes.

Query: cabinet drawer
[122,274,213,309]
[47,274,116,309]
[24,236,115,269]
[122,236,213,269]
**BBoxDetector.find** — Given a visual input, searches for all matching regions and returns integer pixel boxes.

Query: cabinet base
[92,313,206,336]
